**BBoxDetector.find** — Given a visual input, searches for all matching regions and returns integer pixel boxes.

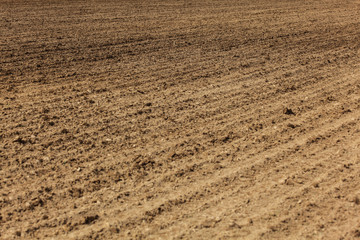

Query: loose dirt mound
[1,0,360,239]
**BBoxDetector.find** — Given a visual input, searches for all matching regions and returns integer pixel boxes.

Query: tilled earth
[1,0,360,239]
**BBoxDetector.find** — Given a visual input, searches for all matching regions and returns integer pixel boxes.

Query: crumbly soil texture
[1,0,360,239]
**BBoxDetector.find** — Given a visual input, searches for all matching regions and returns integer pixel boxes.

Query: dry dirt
[1,0,360,239]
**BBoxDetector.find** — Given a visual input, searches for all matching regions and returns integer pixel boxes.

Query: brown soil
[1,0,360,239]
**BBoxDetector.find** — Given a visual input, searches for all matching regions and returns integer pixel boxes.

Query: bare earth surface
[1,0,360,239]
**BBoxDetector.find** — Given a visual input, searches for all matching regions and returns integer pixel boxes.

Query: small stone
[110,227,120,233]
[29,135,36,144]
[84,214,99,224]
[102,138,112,145]
[228,221,242,229]
[202,219,217,228]
[285,179,295,186]
[279,178,286,184]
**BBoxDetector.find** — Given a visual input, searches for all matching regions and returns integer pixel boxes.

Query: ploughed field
[1,0,360,239]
